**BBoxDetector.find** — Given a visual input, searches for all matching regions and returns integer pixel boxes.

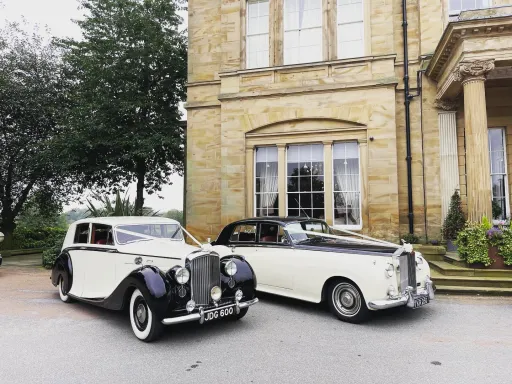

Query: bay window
[333,142,361,228]
[337,0,364,59]
[247,0,270,69]
[255,146,279,216]
[284,0,323,65]
[286,144,325,219]
[489,128,509,220]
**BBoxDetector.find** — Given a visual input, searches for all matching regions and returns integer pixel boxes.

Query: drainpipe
[402,0,414,234]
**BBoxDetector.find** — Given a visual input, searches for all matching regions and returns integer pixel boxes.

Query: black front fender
[103,266,173,320]
[220,255,257,300]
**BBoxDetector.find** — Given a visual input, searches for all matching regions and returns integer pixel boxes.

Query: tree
[0,22,75,248]
[59,0,187,215]
[442,189,466,240]
[85,190,158,217]
[16,191,68,230]
[164,209,183,224]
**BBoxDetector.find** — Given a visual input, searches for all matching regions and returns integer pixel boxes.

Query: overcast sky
[1,0,188,212]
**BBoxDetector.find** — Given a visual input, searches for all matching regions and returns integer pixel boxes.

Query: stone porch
[426,6,512,222]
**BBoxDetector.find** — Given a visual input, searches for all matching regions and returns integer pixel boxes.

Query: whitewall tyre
[58,277,73,303]
[327,280,370,324]
[129,289,163,342]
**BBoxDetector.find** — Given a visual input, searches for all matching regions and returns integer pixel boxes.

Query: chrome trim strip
[368,280,434,310]
[239,297,259,309]
[161,299,258,325]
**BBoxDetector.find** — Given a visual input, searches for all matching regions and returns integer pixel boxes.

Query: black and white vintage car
[51,217,259,342]
[207,217,435,323]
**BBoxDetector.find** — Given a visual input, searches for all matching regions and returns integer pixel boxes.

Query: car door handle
[79,247,86,250]
[134,257,142,265]
[146,259,154,264]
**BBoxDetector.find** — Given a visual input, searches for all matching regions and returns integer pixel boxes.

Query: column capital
[322,140,333,145]
[276,143,287,149]
[453,59,495,84]
[434,98,459,111]
[245,145,255,152]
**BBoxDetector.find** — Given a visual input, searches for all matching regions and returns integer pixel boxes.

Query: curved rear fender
[220,255,257,300]
[51,251,72,292]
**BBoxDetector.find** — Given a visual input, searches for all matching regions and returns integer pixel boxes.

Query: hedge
[0,226,67,251]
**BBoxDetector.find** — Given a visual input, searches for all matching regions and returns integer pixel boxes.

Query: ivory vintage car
[51,217,258,342]
[208,217,435,323]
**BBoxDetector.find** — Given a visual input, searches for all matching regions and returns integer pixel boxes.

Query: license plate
[413,296,429,308]
[204,306,235,322]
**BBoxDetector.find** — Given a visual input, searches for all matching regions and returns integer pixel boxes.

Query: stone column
[453,59,495,222]
[277,144,287,217]
[434,100,460,221]
[323,141,334,225]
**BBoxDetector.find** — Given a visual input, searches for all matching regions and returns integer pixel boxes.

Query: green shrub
[442,190,466,240]
[498,229,512,266]
[455,220,493,266]
[402,233,421,244]
[0,227,67,251]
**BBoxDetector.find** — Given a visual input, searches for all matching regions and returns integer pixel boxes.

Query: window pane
[255,146,278,217]
[247,0,269,69]
[312,176,324,191]
[260,223,281,243]
[230,225,257,242]
[450,0,461,12]
[333,143,361,226]
[74,224,90,244]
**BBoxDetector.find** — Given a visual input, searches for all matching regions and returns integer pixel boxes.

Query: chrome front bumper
[161,298,259,325]
[368,278,436,310]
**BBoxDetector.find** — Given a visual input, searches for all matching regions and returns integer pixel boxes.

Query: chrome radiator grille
[399,252,417,294]
[190,254,221,305]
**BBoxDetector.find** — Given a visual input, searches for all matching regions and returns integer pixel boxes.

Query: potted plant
[455,217,493,268]
[442,190,466,252]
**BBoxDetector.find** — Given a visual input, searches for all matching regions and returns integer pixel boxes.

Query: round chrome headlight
[385,263,394,278]
[175,267,190,285]
[211,286,222,301]
[225,260,237,276]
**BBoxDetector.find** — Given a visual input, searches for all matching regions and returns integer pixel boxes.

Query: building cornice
[426,13,512,82]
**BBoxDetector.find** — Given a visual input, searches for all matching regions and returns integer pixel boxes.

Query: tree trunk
[0,215,17,250]
[135,160,146,216]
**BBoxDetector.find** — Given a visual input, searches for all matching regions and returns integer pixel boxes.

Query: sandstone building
[186,0,512,242]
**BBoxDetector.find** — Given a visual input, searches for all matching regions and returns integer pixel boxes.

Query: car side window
[259,223,286,244]
[91,224,114,245]
[229,224,257,243]
[74,223,90,244]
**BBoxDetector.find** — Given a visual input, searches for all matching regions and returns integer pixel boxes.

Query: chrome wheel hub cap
[332,282,362,317]
[136,303,147,324]
[341,292,354,307]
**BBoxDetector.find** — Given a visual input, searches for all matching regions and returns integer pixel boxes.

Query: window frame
[258,222,289,245]
[285,143,326,220]
[448,0,492,17]
[246,0,270,69]
[91,224,115,246]
[229,223,258,244]
[336,0,365,59]
[74,223,91,244]
[331,141,363,230]
[489,127,510,220]
[254,146,279,217]
[283,0,324,65]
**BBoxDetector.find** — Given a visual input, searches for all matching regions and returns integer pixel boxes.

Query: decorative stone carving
[453,59,495,83]
[434,99,459,111]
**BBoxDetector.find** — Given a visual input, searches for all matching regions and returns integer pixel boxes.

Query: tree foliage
[59,0,187,215]
[164,209,183,224]
[85,190,158,217]
[0,22,76,247]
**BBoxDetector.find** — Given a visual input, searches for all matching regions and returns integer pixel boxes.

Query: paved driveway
[1,264,511,384]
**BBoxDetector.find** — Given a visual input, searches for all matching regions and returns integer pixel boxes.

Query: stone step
[413,245,446,262]
[431,270,512,288]
[435,285,512,296]
[444,252,468,268]
[429,260,512,278]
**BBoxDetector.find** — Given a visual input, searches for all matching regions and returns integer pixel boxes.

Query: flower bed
[455,217,512,269]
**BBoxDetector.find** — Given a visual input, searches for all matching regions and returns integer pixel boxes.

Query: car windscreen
[285,221,329,242]
[115,224,183,245]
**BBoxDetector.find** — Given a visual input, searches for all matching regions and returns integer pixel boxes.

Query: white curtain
[333,143,360,225]
[256,147,278,215]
